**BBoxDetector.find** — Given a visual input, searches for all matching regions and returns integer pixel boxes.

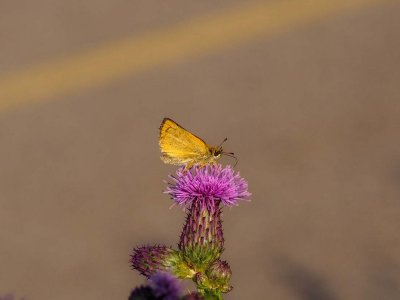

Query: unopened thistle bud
[131,245,194,279]
[206,260,233,293]
[130,245,174,278]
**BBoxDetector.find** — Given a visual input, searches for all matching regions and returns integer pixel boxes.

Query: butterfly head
[211,146,223,159]
[210,138,238,167]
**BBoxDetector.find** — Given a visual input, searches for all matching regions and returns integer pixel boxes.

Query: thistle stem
[199,289,223,300]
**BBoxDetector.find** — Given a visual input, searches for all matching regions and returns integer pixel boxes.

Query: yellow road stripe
[0,0,391,112]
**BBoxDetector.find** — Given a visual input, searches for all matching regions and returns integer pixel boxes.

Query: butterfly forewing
[159,118,210,165]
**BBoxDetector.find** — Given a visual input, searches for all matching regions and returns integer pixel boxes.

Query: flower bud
[206,260,233,293]
[131,245,194,279]
[130,245,175,278]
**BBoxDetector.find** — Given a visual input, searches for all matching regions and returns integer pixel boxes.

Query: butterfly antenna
[222,152,239,167]
[218,137,228,148]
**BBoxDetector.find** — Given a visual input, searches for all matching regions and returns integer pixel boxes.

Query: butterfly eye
[214,149,222,156]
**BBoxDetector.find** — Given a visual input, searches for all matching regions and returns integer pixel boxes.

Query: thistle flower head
[148,272,183,300]
[128,286,156,300]
[165,164,250,209]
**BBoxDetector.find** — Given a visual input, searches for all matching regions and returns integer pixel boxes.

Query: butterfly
[159,118,236,170]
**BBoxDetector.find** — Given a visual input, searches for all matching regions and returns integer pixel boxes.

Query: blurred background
[1,0,399,299]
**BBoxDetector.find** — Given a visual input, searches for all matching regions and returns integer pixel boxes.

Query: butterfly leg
[184,162,194,171]
[198,162,210,169]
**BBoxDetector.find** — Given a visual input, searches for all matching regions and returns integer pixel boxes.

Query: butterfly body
[159,118,224,169]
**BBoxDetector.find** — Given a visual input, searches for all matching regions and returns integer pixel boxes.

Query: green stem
[199,288,223,300]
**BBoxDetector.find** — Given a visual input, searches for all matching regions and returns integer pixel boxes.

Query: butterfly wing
[159,118,210,165]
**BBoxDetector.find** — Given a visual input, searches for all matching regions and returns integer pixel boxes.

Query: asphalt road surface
[1,1,399,299]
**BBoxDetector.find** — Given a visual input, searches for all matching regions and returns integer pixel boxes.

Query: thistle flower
[0,295,24,300]
[148,272,183,300]
[128,286,156,300]
[165,164,250,209]
[166,164,250,272]
[130,245,176,278]
[129,164,250,298]
[129,272,199,300]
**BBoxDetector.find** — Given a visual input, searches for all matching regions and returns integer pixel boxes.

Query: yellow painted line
[0,0,392,112]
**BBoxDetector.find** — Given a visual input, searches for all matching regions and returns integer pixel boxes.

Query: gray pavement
[1,1,400,299]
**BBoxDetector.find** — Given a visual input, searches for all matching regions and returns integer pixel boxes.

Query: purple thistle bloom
[128,286,156,300]
[0,295,24,300]
[148,272,183,300]
[165,164,250,209]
